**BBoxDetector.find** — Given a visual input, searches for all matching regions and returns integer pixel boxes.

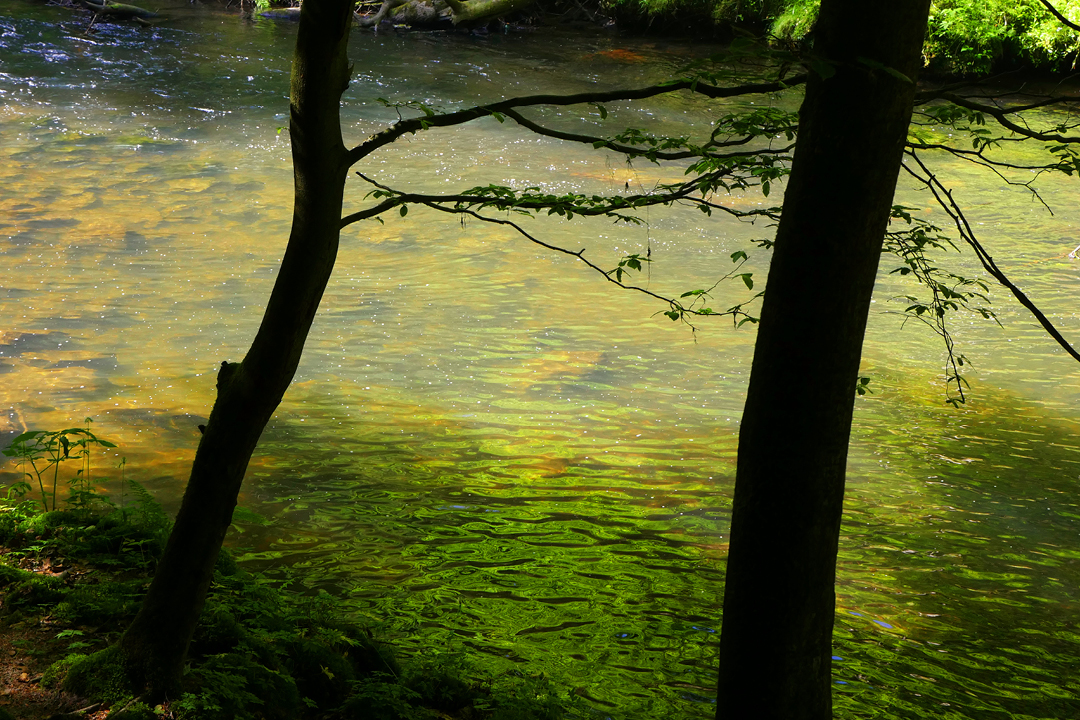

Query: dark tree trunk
[715,2,931,719]
[118,0,355,698]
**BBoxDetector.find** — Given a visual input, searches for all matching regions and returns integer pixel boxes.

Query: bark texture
[715,2,931,718]
[117,0,355,698]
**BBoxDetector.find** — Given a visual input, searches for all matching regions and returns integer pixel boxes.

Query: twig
[904,151,1080,364]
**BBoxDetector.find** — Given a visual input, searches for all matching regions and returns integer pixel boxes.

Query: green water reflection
[1,1,1079,717]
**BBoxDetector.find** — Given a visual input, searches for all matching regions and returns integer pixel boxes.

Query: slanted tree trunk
[715,2,931,718]
[117,0,355,698]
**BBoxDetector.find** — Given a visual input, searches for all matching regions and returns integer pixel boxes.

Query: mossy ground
[0,501,579,719]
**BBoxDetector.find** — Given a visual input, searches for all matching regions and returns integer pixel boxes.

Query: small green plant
[3,418,116,511]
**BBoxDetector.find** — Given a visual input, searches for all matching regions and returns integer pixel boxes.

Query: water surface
[1,2,1079,717]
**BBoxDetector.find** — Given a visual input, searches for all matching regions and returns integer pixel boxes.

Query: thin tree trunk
[118,0,355,698]
[715,2,931,718]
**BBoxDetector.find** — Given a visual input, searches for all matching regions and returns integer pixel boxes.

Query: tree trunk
[714,2,931,719]
[117,0,355,698]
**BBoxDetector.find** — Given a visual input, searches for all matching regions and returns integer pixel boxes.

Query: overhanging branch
[1037,0,1080,32]
[904,151,1080,365]
[931,93,1080,143]
[341,171,781,229]
[345,75,807,167]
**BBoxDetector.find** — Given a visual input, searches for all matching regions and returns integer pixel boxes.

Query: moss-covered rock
[62,645,139,703]
[41,652,88,689]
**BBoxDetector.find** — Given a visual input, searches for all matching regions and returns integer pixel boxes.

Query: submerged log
[357,0,534,28]
[443,0,533,23]
[257,7,303,21]
[78,0,159,20]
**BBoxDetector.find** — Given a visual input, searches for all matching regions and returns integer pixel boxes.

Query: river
[1,1,1079,717]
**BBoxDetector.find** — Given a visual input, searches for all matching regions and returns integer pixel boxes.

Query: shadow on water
[232,397,731,717]
[836,377,1080,719]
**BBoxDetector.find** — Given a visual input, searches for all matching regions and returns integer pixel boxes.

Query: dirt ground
[0,553,105,720]
[0,619,96,720]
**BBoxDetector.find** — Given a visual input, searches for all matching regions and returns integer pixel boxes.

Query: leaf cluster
[884,206,999,405]
[3,418,118,512]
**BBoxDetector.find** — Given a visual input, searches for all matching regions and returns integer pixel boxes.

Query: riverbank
[0,502,576,719]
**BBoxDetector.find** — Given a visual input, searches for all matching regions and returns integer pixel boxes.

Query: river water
[1,1,1079,717]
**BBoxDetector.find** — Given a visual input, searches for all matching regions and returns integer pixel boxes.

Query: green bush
[176,652,302,720]
[768,0,1080,74]
[600,0,1080,75]
[768,0,817,41]
[926,0,1080,74]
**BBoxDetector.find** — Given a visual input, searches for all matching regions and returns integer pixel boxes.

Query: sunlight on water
[1,0,1079,716]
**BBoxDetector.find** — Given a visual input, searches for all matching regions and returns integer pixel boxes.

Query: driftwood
[257,7,303,20]
[78,0,159,20]
[356,0,534,28]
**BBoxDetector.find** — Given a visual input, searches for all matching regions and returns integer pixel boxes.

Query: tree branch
[420,204,761,328]
[1037,0,1080,32]
[903,151,1080,364]
[344,75,807,167]
[496,107,796,161]
[341,170,780,229]
[932,92,1080,142]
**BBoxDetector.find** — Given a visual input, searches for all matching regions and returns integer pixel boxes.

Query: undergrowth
[1,427,580,720]
[603,0,1080,75]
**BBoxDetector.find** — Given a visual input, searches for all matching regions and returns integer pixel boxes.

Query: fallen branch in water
[76,0,159,21]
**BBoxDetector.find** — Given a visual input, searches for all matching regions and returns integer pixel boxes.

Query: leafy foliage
[883,206,998,406]
[2,418,117,512]
[768,0,1080,74]
[605,0,1080,75]
[925,0,1080,74]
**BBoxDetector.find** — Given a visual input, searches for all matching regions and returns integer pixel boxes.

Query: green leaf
[740,273,754,290]
[399,205,408,217]
[857,56,912,83]
[809,57,836,80]
[730,250,748,263]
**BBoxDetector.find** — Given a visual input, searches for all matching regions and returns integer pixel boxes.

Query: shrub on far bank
[601,0,1080,76]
